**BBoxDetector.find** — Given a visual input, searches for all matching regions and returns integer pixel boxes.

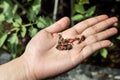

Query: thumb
[45,17,70,33]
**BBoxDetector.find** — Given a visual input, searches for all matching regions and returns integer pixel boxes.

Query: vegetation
[0,0,54,58]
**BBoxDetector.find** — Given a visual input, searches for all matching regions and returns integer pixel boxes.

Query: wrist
[0,56,30,80]
[19,54,36,80]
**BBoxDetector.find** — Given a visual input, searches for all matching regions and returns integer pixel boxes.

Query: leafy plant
[116,35,120,40]
[72,0,96,21]
[78,0,90,4]
[93,48,108,58]
[0,0,54,58]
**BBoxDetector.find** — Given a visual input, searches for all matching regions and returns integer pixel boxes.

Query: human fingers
[73,27,117,54]
[83,28,117,45]
[45,17,70,33]
[74,17,117,51]
[80,17,118,37]
[62,15,109,36]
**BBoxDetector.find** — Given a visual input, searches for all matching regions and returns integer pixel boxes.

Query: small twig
[22,23,33,27]
[53,0,59,20]
[7,27,20,35]
[13,0,27,13]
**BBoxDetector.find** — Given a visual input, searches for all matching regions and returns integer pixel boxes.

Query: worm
[56,34,86,50]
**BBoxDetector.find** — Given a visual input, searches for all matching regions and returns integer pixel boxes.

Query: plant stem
[70,0,74,26]
[10,28,19,32]
[7,27,20,35]
[22,23,33,27]
[53,0,59,20]
[13,0,27,13]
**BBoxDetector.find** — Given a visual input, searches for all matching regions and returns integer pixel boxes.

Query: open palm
[22,15,118,79]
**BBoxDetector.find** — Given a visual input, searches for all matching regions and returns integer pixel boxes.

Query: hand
[21,15,118,79]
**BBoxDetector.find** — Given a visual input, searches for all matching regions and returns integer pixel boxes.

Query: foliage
[0,0,54,58]
[93,48,108,58]
[72,0,96,21]
[116,35,120,40]
[78,0,90,4]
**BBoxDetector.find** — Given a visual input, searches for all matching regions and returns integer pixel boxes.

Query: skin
[0,15,118,80]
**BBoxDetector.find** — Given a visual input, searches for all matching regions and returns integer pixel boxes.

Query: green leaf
[44,17,54,25]
[85,6,96,17]
[75,4,85,14]
[27,0,32,2]
[36,17,46,28]
[36,16,54,29]
[79,0,90,5]
[72,14,84,21]
[0,23,4,32]
[8,33,18,46]
[13,22,19,27]
[3,1,10,13]
[116,35,120,40]
[27,9,36,21]
[5,13,13,23]
[0,33,8,47]
[100,48,108,58]
[13,15,22,27]
[3,1,13,23]
[28,0,42,21]
[14,15,22,25]
[28,26,38,37]
[32,0,41,12]
[0,14,5,22]
[12,4,18,15]
[21,26,27,38]
[7,33,19,58]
